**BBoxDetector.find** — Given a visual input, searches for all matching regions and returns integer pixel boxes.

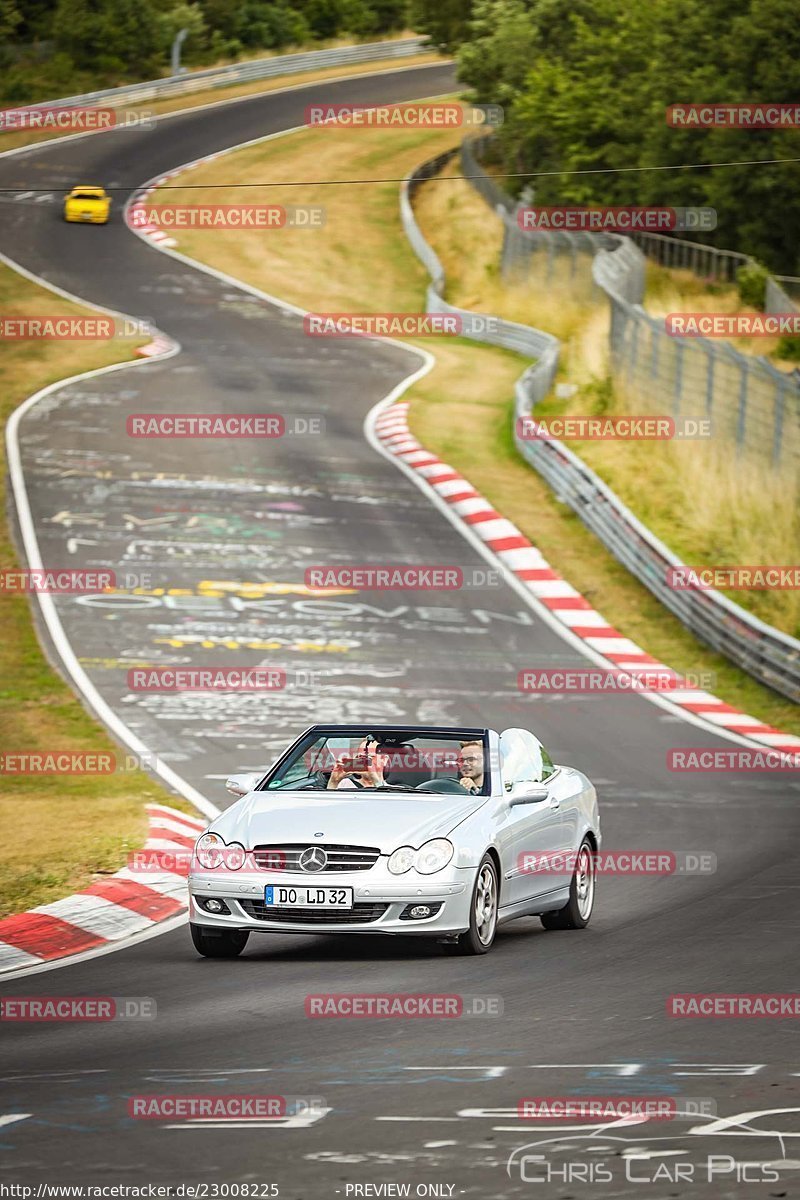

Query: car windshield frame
[258,725,491,796]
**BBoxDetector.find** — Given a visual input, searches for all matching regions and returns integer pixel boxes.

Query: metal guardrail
[11,37,430,114]
[466,137,800,470]
[400,144,800,703]
[402,151,560,399]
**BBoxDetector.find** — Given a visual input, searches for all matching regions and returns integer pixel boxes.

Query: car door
[497,728,570,905]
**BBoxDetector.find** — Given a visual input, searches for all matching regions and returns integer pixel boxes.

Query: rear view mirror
[225,772,260,798]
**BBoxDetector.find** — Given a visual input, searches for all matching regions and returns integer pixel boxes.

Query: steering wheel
[415,778,471,794]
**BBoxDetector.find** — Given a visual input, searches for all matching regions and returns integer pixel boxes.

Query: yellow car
[63,186,111,224]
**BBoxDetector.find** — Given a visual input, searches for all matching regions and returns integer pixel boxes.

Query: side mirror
[508,785,549,808]
[225,772,260,798]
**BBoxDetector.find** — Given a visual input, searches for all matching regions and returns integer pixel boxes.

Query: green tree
[409,0,472,52]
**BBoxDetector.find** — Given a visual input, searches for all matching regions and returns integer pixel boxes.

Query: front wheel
[540,839,595,930]
[444,854,498,955]
[190,923,249,958]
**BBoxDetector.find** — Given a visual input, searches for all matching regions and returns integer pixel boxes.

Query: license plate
[265,885,353,909]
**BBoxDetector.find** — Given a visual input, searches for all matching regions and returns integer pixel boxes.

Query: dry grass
[0,263,197,916]
[152,116,800,735]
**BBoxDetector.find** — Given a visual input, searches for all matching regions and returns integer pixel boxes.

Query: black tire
[190,923,249,958]
[540,839,595,930]
[444,854,499,956]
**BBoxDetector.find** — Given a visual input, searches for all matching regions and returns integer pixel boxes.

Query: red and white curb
[0,804,206,973]
[374,401,800,758]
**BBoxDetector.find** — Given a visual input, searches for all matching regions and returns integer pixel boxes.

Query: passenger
[327,737,388,789]
[458,740,485,793]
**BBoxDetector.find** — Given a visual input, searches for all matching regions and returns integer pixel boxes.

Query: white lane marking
[404,1066,507,1078]
[166,1108,331,1129]
[0,1114,32,1128]
[376,1117,461,1122]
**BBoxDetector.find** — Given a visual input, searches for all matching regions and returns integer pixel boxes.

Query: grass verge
[153,113,800,736]
[0,264,197,918]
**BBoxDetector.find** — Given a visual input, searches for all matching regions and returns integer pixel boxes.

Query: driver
[327,737,388,789]
[458,741,485,793]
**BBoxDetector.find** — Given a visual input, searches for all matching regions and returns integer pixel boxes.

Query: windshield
[262,730,490,796]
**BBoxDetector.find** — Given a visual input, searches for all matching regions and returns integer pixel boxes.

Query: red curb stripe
[484,536,531,551]
[423,471,461,484]
[0,912,104,960]
[571,626,623,638]
[442,490,479,504]
[463,510,501,525]
[517,568,559,581]
[542,597,593,609]
[145,806,206,832]
[148,825,197,849]
[84,878,183,920]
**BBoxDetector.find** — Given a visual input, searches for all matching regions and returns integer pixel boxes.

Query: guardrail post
[772,379,786,465]
[674,341,684,414]
[736,361,749,451]
[705,345,715,416]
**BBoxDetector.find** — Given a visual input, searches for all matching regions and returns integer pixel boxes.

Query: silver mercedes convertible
[188,724,601,957]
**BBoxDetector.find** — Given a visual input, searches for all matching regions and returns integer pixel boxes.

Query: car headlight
[224,842,246,871]
[195,832,225,869]
[415,839,454,875]
[387,840,455,875]
[388,846,416,875]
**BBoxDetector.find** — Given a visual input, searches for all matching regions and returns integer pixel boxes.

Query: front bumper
[188,863,474,937]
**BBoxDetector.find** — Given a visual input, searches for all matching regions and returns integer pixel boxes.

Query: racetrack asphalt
[0,62,799,1196]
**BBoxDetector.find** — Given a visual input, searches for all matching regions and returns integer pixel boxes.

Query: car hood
[211,789,487,853]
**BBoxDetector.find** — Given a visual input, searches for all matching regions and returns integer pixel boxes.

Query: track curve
[0,62,798,1196]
